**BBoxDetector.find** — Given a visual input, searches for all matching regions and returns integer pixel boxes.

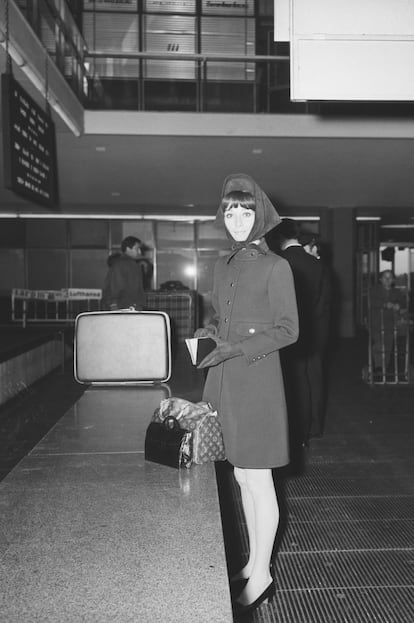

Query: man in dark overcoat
[101,236,146,311]
[272,219,331,448]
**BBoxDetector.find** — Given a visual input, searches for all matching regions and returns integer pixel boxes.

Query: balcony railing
[85,51,308,114]
[11,3,414,119]
[14,0,95,103]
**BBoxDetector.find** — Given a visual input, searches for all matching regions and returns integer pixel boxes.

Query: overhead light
[183,265,197,277]
[285,216,320,221]
[52,100,82,137]
[0,212,216,221]
[252,148,263,155]
[0,32,24,65]
[381,224,414,229]
[96,146,107,152]
[356,216,381,221]
[111,192,121,196]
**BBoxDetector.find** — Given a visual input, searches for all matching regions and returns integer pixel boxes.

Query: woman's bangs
[222,191,256,212]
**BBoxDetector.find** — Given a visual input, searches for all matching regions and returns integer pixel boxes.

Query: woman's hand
[194,325,218,339]
[197,341,243,369]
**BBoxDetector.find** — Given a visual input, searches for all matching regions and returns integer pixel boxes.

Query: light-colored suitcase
[74,310,171,384]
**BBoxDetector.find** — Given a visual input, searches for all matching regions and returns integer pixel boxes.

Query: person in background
[301,234,321,259]
[273,219,331,448]
[136,243,154,291]
[196,174,298,616]
[101,236,146,311]
[369,269,408,376]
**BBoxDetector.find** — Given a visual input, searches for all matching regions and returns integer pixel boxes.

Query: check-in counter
[0,381,233,622]
[0,327,68,406]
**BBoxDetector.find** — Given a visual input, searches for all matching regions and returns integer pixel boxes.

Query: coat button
[248,328,255,334]
[224,317,228,323]
[227,300,231,305]
[230,282,235,287]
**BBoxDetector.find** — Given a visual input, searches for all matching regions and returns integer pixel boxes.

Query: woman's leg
[235,468,279,606]
[233,466,256,579]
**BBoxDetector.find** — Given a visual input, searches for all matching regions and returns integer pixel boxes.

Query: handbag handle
[163,416,181,431]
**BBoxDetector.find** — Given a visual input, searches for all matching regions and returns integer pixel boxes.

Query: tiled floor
[220,338,414,623]
[1,336,414,622]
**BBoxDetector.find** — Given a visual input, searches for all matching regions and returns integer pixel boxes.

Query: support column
[328,207,356,338]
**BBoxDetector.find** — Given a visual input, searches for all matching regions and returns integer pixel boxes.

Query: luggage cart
[146,290,198,344]
[11,289,102,327]
[364,308,413,385]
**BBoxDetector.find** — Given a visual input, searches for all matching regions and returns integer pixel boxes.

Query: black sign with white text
[2,73,59,208]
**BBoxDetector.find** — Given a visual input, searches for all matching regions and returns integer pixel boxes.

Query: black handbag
[144,416,192,469]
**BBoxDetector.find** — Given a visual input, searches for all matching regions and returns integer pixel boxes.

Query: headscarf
[215,173,281,245]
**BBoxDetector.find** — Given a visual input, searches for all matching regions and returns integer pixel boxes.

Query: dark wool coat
[280,246,331,441]
[102,254,146,310]
[280,245,330,355]
[202,245,298,468]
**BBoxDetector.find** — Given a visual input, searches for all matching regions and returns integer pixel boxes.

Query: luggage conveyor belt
[0,367,233,622]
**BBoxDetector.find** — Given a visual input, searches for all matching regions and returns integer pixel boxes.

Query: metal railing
[9,4,305,114]
[13,0,94,102]
[85,51,297,114]
[11,288,102,327]
[363,306,413,385]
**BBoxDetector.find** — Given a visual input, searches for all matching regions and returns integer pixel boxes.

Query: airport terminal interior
[0,1,414,622]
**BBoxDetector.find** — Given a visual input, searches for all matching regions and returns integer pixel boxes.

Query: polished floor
[0,336,414,622]
[223,337,414,623]
[0,346,232,623]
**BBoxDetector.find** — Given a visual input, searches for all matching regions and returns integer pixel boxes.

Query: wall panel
[27,250,68,290]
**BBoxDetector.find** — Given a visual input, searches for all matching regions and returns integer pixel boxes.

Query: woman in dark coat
[196,174,298,615]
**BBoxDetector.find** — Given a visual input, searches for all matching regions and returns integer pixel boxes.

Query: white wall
[274,0,414,101]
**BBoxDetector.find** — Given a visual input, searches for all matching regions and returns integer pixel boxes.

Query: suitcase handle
[163,416,181,431]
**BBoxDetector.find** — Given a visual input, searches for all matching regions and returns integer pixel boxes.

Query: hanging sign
[201,0,254,15]
[83,0,137,10]
[1,73,59,208]
[144,0,195,12]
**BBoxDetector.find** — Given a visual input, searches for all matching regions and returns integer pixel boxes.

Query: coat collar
[226,240,267,264]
